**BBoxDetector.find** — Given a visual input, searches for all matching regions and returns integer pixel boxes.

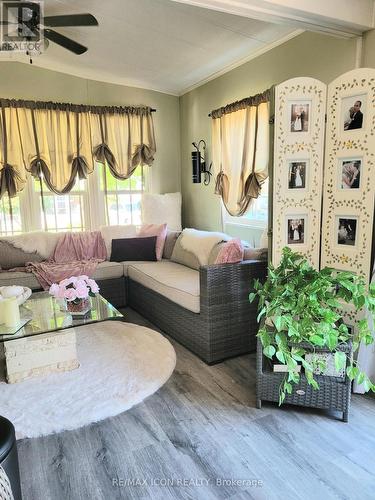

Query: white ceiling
[4,0,298,95]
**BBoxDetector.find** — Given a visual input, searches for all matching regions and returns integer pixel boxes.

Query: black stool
[0,416,22,500]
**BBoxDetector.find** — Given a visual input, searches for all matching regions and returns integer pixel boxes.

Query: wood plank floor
[17,308,375,500]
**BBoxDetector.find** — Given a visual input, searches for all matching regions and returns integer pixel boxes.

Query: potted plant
[49,275,100,316]
[249,247,375,407]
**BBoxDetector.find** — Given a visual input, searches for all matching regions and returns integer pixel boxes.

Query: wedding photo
[337,217,357,246]
[342,95,365,131]
[340,159,361,189]
[290,102,310,132]
[287,217,305,244]
[288,161,307,189]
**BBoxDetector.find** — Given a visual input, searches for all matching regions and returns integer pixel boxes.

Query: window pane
[0,195,22,235]
[243,196,268,222]
[131,194,142,225]
[106,193,120,226]
[130,166,143,190]
[101,165,144,226]
[117,194,132,225]
[222,178,268,227]
[36,177,86,232]
[71,178,86,192]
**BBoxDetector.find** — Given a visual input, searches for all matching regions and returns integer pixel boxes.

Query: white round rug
[0,321,176,439]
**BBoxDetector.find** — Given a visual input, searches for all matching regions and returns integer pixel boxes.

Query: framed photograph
[338,158,361,190]
[287,217,306,245]
[336,217,358,246]
[288,161,307,189]
[290,102,310,133]
[341,94,366,131]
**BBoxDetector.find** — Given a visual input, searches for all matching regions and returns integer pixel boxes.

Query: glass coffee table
[0,292,123,383]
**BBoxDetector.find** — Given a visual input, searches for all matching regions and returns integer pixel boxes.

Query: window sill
[224,221,267,231]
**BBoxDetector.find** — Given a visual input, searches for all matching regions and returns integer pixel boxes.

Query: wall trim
[179,29,304,96]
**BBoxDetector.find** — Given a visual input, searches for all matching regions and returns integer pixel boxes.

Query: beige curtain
[0,99,156,199]
[92,106,156,180]
[211,91,270,216]
[0,104,27,198]
[27,105,93,193]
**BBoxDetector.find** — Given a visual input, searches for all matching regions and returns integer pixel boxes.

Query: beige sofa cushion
[0,261,124,290]
[93,261,124,280]
[128,261,200,313]
[0,270,41,290]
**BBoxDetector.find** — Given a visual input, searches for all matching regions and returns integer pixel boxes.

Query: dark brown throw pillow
[110,236,157,262]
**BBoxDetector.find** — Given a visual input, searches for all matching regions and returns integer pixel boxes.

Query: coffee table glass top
[0,292,123,343]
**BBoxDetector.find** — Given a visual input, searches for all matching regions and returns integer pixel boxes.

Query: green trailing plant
[249,247,375,404]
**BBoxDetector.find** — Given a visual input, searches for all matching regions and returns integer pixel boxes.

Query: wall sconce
[192,140,212,185]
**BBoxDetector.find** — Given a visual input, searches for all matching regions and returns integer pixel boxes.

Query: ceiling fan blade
[43,13,98,27]
[44,28,87,55]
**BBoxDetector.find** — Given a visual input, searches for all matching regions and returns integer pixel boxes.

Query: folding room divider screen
[271,68,375,332]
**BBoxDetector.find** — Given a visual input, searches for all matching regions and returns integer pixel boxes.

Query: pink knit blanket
[27,231,107,290]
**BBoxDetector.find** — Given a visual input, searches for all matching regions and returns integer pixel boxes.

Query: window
[222,179,269,229]
[34,177,87,232]
[0,194,23,235]
[0,165,147,235]
[100,165,144,226]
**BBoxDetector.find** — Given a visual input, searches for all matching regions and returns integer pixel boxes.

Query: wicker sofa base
[128,278,258,364]
[3,258,266,365]
[96,277,127,309]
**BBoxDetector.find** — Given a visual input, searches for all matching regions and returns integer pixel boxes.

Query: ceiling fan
[0,1,98,55]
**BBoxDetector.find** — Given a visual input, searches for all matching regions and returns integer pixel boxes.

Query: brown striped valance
[0,98,156,115]
[0,98,156,199]
[210,89,271,119]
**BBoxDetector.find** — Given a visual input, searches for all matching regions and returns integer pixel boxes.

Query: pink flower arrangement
[49,275,100,303]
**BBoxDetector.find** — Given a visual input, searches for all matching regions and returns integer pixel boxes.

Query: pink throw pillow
[215,238,244,264]
[138,224,168,261]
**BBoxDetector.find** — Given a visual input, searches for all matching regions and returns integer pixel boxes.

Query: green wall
[2,27,375,244]
[363,29,375,68]
[0,62,181,195]
[179,31,359,243]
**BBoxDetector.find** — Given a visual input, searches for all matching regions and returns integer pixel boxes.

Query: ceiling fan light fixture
[0,2,98,56]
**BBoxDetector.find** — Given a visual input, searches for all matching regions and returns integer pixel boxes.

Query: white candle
[0,299,5,325]
[3,297,21,328]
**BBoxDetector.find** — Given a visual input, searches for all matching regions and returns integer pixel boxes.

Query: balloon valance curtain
[211,89,270,216]
[0,99,156,199]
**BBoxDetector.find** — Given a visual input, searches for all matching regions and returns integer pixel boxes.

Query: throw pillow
[208,242,226,265]
[2,231,60,259]
[0,240,44,270]
[163,230,181,259]
[110,236,157,262]
[141,192,182,231]
[170,234,200,270]
[244,247,268,261]
[137,223,167,261]
[179,228,229,266]
[215,238,244,264]
[100,225,137,258]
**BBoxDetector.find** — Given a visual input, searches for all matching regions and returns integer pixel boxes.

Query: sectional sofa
[0,231,267,364]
